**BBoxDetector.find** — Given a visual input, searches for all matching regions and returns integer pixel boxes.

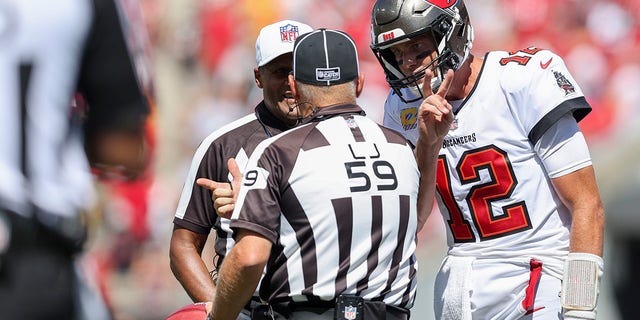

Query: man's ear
[254,67,263,88]
[355,72,365,98]
[288,74,298,99]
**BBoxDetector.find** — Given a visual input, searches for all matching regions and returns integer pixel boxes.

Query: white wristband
[561,252,604,318]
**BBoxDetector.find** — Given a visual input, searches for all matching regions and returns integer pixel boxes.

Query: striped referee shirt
[0,0,149,219]
[231,103,419,308]
[174,102,292,264]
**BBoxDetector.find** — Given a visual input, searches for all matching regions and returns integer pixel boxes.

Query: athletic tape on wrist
[561,252,604,311]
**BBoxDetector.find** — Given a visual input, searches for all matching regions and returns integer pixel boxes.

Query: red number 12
[436,145,532,242]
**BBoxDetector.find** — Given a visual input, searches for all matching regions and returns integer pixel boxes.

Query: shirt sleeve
[230,139,282,243]
[501,50,591,145]
[534,113,592,179]
[173,141,225,234]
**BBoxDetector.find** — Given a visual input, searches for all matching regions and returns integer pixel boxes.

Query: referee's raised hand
[196,158,242,219]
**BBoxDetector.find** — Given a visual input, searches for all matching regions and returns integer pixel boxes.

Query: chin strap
[561,252,604,319]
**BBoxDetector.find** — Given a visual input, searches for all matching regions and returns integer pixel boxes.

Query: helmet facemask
[371,0,474,103]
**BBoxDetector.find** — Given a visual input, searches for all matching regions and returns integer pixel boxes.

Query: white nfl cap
[256,20,313,67]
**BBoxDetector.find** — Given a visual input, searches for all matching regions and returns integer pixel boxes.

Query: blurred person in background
[0,0,151,319]
[370,0,605,319]
[169,19,313,315]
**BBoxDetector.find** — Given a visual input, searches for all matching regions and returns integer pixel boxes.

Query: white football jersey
[384,48,592,270]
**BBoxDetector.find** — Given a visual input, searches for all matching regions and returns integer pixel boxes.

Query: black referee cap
[293,28,359,86]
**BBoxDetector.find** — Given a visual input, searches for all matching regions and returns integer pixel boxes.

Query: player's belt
[268,298,409,320]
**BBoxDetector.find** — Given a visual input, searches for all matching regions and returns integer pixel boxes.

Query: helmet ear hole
[434,17,451,37]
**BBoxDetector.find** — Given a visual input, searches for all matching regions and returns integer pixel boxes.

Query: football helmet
[370,0,474,102]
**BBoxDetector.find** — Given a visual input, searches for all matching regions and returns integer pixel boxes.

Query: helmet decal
[426,0,456,10]
[377,28,406,46]
[383,31,396,42]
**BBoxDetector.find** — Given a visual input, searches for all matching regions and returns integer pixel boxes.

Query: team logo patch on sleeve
[553,70,575,95]
[400,107,418,130]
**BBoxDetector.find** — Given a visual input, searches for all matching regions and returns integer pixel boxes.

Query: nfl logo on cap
[280,24,300,42]
[255,20,313,67]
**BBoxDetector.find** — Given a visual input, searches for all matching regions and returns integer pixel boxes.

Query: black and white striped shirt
[231,103,419,308]
[0,0,149,219]
[174,102,292,263]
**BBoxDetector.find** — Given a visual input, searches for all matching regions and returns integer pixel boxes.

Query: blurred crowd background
[80,0,640,319]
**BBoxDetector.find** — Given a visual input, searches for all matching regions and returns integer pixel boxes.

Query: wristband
[561,253,604,319]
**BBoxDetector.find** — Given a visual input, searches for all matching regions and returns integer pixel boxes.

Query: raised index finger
[436,69,455,98]
[421,69,435,98]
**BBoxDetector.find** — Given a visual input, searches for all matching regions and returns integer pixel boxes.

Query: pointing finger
[436,69,455,98]
[196,178,230,191]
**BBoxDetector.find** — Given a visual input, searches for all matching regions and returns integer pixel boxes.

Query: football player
[370,0,605,319]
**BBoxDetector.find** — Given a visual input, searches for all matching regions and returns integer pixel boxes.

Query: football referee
[207,29,419,320]
[0,0,150,318]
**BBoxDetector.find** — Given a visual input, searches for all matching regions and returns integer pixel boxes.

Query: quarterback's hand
[417,69,455,147]
[196,158,242,219]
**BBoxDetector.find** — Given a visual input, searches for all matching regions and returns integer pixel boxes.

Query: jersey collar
[302,103,366,124]
[255,101,294,136]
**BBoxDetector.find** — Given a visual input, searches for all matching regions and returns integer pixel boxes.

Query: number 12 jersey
[384,48,592,272]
